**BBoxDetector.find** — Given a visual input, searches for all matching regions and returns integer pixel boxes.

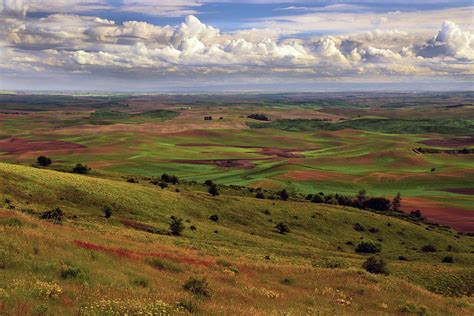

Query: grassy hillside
[0,162,473,315]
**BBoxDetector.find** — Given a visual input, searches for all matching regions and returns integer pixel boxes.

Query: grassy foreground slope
[0,162,473,315]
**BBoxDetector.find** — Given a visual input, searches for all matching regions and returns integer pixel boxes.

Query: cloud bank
[0,0,473,90]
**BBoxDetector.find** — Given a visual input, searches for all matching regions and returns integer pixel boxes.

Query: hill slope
[0,162,473,315]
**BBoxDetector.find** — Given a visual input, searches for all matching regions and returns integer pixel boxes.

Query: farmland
[0,92,473,315]
[1,92,473,232]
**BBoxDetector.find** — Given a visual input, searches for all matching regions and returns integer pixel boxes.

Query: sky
[0,0,473,92]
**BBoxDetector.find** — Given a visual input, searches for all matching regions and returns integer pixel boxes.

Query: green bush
[169,216,185,236]
[0,247,12,269]
[37,156,52,167]
[362,256,389,275]
[72,163,90,174]
[103,205,112,218]
[60,263,81,279]
[146,258,183,272]
[183,277,211,297]
[441,256,454,263]
[39,208,64,223]
[421,245,437,252]
[1,218,23,227]
[400,303,428,315]
[177,298,198,313]
[209,214,219,222]
[133,277,149,288]
[355,241,381,254]
[275,222,290,234]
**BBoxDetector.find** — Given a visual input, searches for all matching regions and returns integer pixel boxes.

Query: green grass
[250,118,474,135]
[0,162,473,314]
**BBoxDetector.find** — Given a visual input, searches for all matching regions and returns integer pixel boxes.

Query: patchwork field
[1,93,473,232]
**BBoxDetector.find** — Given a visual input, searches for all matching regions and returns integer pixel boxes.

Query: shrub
[398,255,408,261]
[216,259,232,267]
[177,299,198,313]
[278,189,289,201]
[355,241,381,254]
[311,194,324,203]
[183,277,211,297]
[60,263,81,279]
[37,155,52,166]
[161,173,179,184]
[256,192,265,199]
[146,258,183,272]
[280,277,294,285]
[421,245,437,252]
[39,208,64,223]
[209,214,219,222]
[132,277,149,288]
[410,210,424,220]
[169,216,185,236]
[1,218,23,227]
[368,227,379,233]
[159,182,168,189]
[247,113,270,121]
[400,303,428,315]
[275,222,290,234]
[441,256,454,263]
[72,163,90,174]
[353,223,365,232]
[190,225,197,231]
[204,180,214,186]
[363,197,391,211]
[126,178,138,183]
[0,247,11,269]
[103,205,112,218]
[362,256,389,275]
[208,184,219,196]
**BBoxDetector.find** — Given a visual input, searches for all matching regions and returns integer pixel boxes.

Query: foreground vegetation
[0,162,473,315]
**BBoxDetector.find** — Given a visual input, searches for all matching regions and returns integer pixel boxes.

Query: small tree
[392,192,401,211]
[169,216,185,236]
[103,205,112,218]
[256,192,265,199]
[209,214,219,222]
[357,189,367,202]
[278,189,289,201]
[355,241,381,254]
[208,184,219,196]
[159,182,168,189]
[363,256,389,275]
[37,156,52,167]
[72,163,90,174]
[311,194,324,203]
[275,222,290,234]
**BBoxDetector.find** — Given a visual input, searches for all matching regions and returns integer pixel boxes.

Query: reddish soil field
[443,188,474,195]
[402,197,474,232]
[0,137,86,154]
[419,136,474,148]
